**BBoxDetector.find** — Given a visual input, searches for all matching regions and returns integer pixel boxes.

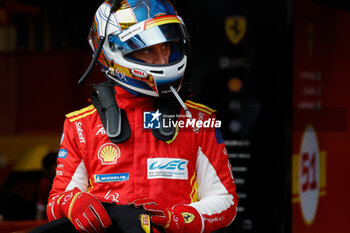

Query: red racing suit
[47,86,238,232]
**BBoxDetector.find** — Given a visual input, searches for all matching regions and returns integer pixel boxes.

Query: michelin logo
[147,158,189,180]
[94,173,129,183]
[143,110,161,129]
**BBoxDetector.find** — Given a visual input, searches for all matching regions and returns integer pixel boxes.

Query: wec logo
[147,158,189,180]
[149,160,187,170]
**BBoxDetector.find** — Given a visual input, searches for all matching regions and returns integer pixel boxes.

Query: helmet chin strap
[78,0,123,86]
[170,86,192,119]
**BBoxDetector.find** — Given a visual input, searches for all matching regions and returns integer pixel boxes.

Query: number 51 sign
[292,125,326,226]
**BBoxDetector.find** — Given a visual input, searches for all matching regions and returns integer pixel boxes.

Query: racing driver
[46,0,238,233]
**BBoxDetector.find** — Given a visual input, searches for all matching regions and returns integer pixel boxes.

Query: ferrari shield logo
[181,212,195,224]
[225,16,247,45]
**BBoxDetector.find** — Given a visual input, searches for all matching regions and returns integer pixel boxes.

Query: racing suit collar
[114,86,154,110]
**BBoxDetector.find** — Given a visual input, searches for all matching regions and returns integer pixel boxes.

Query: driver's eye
[141,48,152,54]
[161,43,170,50]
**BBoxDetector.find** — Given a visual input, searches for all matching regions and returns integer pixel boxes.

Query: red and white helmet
[88,0,190,97]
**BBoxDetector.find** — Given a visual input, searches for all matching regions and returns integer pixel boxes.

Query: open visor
[108,16,189,55]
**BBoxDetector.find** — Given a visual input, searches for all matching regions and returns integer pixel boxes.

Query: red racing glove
[130,198,202,233]
[47,188,112,233]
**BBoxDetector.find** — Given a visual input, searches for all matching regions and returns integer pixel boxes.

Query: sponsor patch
[140,214,151,233]
[119,21,145,42]
[96,124,106,136]
[94,173,129,183]
[131,68,148,78]
[58,149,67,159]
[98,143,121,165]
[75,122,85,143]
[147,158,188,180]
[56,170,63,176]
[104,190,120,202]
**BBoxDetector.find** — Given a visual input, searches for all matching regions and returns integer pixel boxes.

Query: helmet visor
[108,16,189,55]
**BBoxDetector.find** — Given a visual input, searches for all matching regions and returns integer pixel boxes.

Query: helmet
[88,0,190,97]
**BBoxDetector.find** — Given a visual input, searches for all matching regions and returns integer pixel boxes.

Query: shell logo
[98,143,121,165]
[228,77,242,92]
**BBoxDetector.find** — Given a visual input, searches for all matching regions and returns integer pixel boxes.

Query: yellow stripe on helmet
[145,15,181,30]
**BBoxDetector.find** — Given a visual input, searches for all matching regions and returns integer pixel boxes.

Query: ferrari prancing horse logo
[225,16,247,45]
[181,212,195,224]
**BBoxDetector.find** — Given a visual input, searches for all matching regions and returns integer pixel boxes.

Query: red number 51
[301,152,317,192]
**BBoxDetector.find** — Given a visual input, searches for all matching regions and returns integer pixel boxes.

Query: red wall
[292,0,350,232]
[0,50,104,134]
